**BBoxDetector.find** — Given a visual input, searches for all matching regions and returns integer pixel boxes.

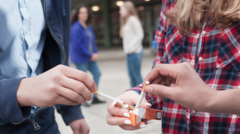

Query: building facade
[71,0,162,47]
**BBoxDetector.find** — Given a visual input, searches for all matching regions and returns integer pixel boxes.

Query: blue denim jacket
[0,0,84,133]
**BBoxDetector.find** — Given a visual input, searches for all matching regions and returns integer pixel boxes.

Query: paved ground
[55,49,162,134]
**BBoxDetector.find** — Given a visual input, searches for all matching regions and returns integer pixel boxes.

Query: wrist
[201,88,219,113]
[17,78,31,107]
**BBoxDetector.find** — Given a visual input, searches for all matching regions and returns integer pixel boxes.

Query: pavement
[55,48,162,134]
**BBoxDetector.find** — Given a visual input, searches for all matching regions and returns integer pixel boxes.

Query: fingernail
[123,113,130,118]
[147,120,154,124]
[145,103,152,106]
[140,124,147,128]
[124,120,132,125]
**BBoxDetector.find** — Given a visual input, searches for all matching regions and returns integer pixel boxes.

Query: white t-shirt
[123,16,144,54]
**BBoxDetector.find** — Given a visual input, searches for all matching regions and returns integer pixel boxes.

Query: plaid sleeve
[126,0,169,110]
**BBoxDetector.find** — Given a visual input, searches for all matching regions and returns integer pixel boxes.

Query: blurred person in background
[119,1,144,88]
[70,5,105,107]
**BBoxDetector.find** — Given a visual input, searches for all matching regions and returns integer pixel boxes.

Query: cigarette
[92,91,124,104]
[134,81,150,110]
[112,100,134,110]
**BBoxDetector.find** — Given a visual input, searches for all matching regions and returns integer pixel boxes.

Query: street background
[55,48,162,134]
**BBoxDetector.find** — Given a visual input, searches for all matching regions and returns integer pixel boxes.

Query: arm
[210,89,240,115]
[0,72,31,125]
[144,63,240,115]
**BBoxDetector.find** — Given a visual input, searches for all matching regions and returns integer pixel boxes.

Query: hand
[17,65,97,107]
[90,54,98,61]
[106,91,152,130]
[70,119,90,134]
[144,63,215,112]
[143,64,173,101]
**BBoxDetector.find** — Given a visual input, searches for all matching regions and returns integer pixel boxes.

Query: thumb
[73,130,80,134]
[145,84,175,99]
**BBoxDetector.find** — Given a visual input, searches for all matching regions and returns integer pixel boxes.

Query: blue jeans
[75,61,101,98]
[126,50,143,87]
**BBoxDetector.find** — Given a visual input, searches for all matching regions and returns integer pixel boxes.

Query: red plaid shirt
[130,0,240,133]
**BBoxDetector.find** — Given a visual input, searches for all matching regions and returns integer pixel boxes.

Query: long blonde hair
[166,0,240,34]
[120,1,141,38]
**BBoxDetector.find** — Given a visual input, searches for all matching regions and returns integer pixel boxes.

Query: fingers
[119,124,141,130]
[107,113,148,130]
[60,66,97,92]
[61,77,92,101]
[106,113,132,126]
[119,122,148,130]
[151,76,163,84]
[145,84,175,99]
[57,86,86,104]
[107,103,129,117]
[73,131,79,134]
[107,101,133,126]
[144,64,181,83]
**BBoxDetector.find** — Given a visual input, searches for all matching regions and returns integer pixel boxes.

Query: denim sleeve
[55,104,84,125]
[0,73,31,125]
[0,78,7,125]
[0,118,7,125]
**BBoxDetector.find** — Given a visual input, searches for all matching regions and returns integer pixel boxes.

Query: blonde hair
[120,1,141,38]
[166,0,240,34]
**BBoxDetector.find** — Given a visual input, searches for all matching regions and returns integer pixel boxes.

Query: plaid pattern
[129,0,240,133]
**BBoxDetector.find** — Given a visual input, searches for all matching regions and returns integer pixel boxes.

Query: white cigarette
[96,91,124,104]
[135,91,145,110]
[134,81,150,110]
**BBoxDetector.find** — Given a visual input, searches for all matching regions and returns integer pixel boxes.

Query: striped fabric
[129,0,240,133]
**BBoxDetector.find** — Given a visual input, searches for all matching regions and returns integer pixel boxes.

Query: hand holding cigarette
[106,91,152,130]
